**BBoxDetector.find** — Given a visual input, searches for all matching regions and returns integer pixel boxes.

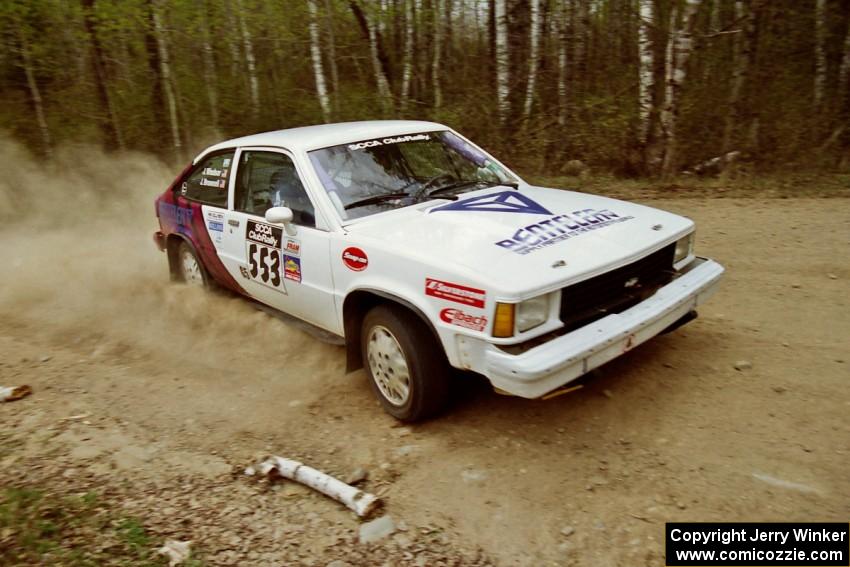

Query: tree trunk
[234,0,260,122]
[637,0,654,145]
[151,0,182,156]
[522,0,540,117]
[432,0,444,109]
[557,0,569,126]
[838,10,850,106]
[308,0,332,122]
[17,31,52,159]
[494,0,509,126]
[199,0,219,130]
[661,0,703,179]
[324,0,340,112]
[82,0,125,151]
[400,0,415,112]
[721,0,756,157]
[814,0,826,108]
[350,0,394,113]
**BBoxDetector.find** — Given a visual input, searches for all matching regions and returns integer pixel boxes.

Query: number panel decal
[244,220,287,293]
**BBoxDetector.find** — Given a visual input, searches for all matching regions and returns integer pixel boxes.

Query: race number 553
[247,242,282,289]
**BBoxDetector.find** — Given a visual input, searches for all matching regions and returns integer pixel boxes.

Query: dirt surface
[1,143,849,565]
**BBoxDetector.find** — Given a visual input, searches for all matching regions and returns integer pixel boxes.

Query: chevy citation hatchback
[153,121,724,421]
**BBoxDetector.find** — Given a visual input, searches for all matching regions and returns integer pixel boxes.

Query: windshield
[308,130,516,220]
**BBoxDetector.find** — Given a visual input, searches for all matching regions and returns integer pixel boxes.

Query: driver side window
[234,151,316,227]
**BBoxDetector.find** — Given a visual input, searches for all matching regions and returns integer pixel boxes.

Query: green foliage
[0,0,848,176]
[0,486,202,565]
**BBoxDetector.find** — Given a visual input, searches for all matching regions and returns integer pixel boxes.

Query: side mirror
[265,206,296,236]
[265,206,293,225]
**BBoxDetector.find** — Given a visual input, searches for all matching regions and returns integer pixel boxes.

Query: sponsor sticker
[440,308,488,332]
[283,255,301,282]
[342,247,368,271]
[425,278,486,308]
[247,220,282,248]
[245,220,286,293]
[222,158,231,167]
[203,167,223,177]
[158,202,193,227]
[200,177,226,189]
[495,208,635,255]
[208,221,224,232]
[347,133,430,151]
[284,238,301,257]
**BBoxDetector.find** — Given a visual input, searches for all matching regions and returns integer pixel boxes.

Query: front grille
[559,243,676,331]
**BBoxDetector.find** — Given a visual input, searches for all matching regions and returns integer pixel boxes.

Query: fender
[343,287,442,373]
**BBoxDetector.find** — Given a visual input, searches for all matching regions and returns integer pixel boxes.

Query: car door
[173,150,243,291]
[216,147,339,334]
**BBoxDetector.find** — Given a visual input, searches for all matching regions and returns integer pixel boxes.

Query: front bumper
[471,257,724,398]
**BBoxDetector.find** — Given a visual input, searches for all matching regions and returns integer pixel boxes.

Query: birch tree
[400,0,415,112]
[661,0,703,178]
[432,0,445,110]
[814,0,826,108]
[16,28,52,158]
[556,0,569,126]
[150,0,181,155]
[198,0,218,130]
[721,0,756,157]
[82,0,124,151]
[637,0,654,145]
[350,0,394,113]
[839,19,850,106]
[308,0,332,122]
[494,0,509,125]
[323,0,340,111]
[234,0,260,122]
[522,0,540,117]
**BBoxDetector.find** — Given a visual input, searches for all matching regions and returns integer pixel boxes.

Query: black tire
[360,304,450,422]
[174,240,211,288]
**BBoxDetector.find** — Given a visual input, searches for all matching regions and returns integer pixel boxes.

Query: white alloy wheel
[366,325,411,406]
[179,244,204,286]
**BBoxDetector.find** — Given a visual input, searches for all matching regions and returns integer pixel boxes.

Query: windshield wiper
[343,192,409,210]
[420,179,519,201]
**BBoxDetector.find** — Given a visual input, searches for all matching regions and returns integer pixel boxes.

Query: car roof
[193,120,447,164]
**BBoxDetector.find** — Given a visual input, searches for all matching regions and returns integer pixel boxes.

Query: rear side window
[182,152,235,206]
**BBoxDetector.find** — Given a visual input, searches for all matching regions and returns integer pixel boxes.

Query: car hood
[344,185,693,298]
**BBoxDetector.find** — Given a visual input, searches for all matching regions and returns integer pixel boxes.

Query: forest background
[2,0,850,180]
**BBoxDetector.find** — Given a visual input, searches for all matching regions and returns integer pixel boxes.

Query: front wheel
[361,304,450,421]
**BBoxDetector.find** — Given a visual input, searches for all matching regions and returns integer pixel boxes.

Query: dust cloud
[0,136,343,394]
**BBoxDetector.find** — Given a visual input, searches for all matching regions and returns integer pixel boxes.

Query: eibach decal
[245,220,286,293]
[342,247,368,271]
[440,308,487,332]
[425,278,486,308]
[495,209,635,255]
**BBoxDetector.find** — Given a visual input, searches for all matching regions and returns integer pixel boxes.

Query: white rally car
[153,121,724,421]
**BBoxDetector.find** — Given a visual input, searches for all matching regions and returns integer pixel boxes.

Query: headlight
[516,294,550,333]
[673,232,694,266]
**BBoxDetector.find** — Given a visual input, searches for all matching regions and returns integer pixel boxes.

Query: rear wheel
[176,241,207,287]
[361,304,450,421]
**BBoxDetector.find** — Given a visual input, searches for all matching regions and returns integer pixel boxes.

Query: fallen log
[253,456,381,518]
